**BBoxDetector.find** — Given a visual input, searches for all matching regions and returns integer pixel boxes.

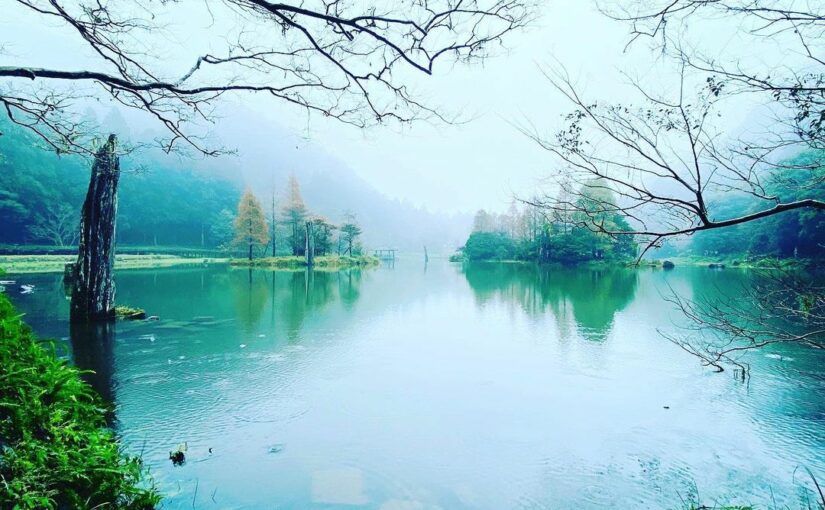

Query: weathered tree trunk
[70,135,120,323]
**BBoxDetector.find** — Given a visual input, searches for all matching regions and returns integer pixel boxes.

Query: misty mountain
[0,108,471,253]
[193,106,473,253]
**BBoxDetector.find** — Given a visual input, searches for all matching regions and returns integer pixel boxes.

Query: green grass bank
[0,293,160,509]
[0,254,227,274]
[230,255,380,270]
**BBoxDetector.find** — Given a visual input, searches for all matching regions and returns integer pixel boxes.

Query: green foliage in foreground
[230,255,379,269]
[0,295,160,509]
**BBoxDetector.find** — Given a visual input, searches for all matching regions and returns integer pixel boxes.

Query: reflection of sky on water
[6,262,825,509]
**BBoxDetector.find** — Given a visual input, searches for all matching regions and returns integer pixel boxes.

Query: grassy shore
[0,254,227,274]
[230,255,380,270]
[0,294,160,508]
[640,256,815,270]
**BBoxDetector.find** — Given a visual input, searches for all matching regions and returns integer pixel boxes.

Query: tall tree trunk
[70,135,120,323]
[248,242,253,261]
[305,221,313,267]
[271,188,278,257]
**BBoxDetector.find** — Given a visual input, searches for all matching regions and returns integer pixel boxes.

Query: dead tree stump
[70,135,120,323]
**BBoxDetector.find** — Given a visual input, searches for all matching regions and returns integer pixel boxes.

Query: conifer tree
[339,212,363,256]
[233,190,269,260]
[281,175,309,256]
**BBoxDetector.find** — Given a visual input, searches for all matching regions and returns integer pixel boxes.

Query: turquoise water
[7,261,825,509]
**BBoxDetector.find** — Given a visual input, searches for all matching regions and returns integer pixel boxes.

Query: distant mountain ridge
[0,109,470,253]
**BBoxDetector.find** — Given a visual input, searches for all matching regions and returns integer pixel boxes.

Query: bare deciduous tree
[28,204,79,247]
[1,0,533,155]
[663,269,825,373]
[520,1,825,373]
[521,66,825,259]
[602,0,825,181]
[1,0,531,323]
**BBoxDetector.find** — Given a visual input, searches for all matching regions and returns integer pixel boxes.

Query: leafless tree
[663,267,825,373]
[521,65,825,259]
[1,0,532,156]
[1,0,532,322]
[518,1,825,372]
[602,1,825,148]
[521,1,825,254]
[28,204,80,246]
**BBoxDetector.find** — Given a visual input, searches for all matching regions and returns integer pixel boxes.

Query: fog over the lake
[0,0,785,215]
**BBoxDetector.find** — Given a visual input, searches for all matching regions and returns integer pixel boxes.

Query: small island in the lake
[230,254,379,270]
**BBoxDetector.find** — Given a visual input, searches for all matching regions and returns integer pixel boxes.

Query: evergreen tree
[233,190,269,260]
[311,217,336,256]
[339,212,363,256]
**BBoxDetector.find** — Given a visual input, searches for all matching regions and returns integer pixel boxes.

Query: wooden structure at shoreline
[373,249,397,261]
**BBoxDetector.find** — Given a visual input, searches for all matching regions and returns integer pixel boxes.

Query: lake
[6,260,825,509]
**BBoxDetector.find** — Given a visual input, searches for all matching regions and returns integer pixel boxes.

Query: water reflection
[234,269,270,332]
[5,263,825,509]
[70,321,116,405]
[462,263,638,340]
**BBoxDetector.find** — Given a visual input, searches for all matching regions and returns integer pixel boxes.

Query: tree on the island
[28,205,79,247]
[281,175,308,256]
[0,1,529,323]
[268,189,277,256]
[472,210,496,233]
[311,217,336,257]
[233,191,270,261]
[339,212,363,256]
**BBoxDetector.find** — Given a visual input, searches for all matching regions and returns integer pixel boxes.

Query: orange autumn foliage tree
[233,190,270,260]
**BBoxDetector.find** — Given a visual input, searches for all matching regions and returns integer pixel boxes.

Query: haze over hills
[207,106,472,253]
[0,106,472,253]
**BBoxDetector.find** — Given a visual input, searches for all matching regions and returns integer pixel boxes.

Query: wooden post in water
[424,245,429,263]
[70,135,120,323]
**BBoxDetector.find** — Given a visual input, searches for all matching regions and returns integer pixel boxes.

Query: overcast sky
[1,0,773,215]
[245,0,656,214]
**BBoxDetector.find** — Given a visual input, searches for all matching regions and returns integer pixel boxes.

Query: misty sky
[2,1,778,215]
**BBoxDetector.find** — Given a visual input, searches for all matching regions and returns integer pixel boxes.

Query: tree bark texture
[70,135,120,323]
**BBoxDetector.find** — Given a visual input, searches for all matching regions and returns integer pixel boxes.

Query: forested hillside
[689,151,825,259]
[0,114,469,252]
[0,119,242,248]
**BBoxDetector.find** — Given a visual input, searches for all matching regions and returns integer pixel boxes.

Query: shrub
[0,295,160,509]
[463,232,516,261]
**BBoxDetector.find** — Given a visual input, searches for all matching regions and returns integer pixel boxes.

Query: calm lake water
[6,260,825,509]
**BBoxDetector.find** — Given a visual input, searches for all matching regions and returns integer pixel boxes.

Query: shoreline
[450,256,816,270]
[0,254,228,274]
[230,255,380,270]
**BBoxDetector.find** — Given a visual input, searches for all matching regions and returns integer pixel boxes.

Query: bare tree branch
[1,0,534,155]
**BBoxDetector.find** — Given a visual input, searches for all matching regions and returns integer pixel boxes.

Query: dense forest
[0,115,469,253]
[455,150,825,264]
[689,152,825,258]
[455,187,637,264]
[0,119,242,248]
